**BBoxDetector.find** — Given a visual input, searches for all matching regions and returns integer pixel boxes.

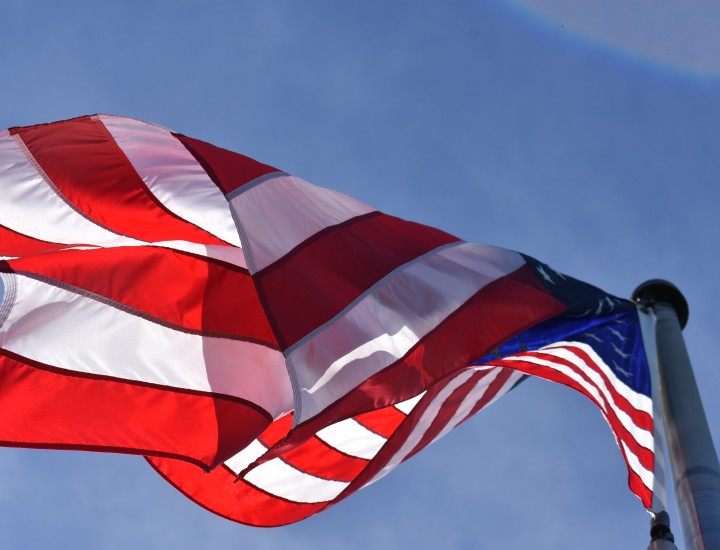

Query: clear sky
[1,1,719,548]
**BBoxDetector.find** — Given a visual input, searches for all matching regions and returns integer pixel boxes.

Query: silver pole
[633,280,720,550]
[647,511,678,550]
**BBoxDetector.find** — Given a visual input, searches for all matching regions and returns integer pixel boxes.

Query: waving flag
[0,115,661,525]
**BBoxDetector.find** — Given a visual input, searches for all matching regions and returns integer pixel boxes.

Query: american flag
[0,115,661,525]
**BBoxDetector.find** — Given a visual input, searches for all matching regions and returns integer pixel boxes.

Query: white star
[549,266,567,280]
[608,327,629,342]
[536,265,554,284]
[611,342,631,359]
[612,361,632,378]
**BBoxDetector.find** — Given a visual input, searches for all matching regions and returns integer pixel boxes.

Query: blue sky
[1,1,719,548]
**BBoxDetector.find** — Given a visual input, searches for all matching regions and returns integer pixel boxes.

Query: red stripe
[256,213,459,348]
[271,378,461,523]
[280,437,369,482]
[0,224,64,256]
[554,345,653,431]
[150,354,652,525]
[488,354,655,471]
[405,370,488,461]
[174,134,279,195]
[327,370,526,511]
[257,415,378,482]
[148,456,327,527]
[458,367,515,425]
[326,374,462,509]
[6,246,277,345]
[253,415,377,483]
[0,351,271,469]
[404,368,515,462]
[147,368,542,527]
[505,348,654,455]
[353,406,407,438]
[258,414,293,447]
[262,263,564,461]
[626,453,654,509]
[16,118,227,245]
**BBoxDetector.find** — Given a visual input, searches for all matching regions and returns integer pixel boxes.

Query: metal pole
[633,280,720,550]
[647,511,678,550]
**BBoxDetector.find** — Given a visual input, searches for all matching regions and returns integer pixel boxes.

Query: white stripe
[368,369,477,485]
[147,241,246,268]
[506,352,652,452]
[306,325,417,395]
[394,392,425,415]
[0,134,140,247]
[367,368,521,489]
[289,243,525,423]
[224,439,268,475]
[502,347,656,496]
[622,440,654,491]
[2,242,244,269]
[510,347,654,450]
[228,174,375,272]
[316,418,387,460]
[465,366,524,411]
[503,352,608,412]
[0,273,292,416]
[100,116,242,247]
[421,368,503,447]
[0,272,13,330]
[244,457,349,503]
[0,135,246,268]
[414,369,524,466]
[541,345,653,446]
[543,341,653,414]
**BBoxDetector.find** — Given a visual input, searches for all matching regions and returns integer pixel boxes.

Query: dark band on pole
[632,279,688,329]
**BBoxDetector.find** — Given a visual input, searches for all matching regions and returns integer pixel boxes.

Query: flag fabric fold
[0,115,660,525]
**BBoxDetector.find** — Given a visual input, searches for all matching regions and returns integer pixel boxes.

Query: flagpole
[647,511,677,549]
[633,280,720,550]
